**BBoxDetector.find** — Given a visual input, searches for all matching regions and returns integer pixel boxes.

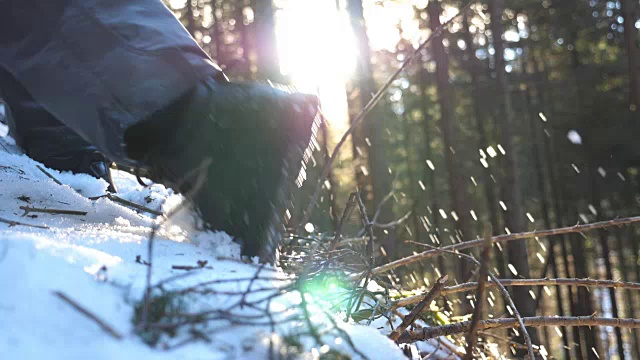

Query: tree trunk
[623,174,640,355]
[620,0,640,110]
[401,110,428,287]
[525,86,570,356]
[417,53,446,278]
[211,0,225,66]
[235,0,252,78]
[587,165,626,359]
[347,0,396,260]
[427,1,475,283]
[488,0,539,348]
[254,0,281,80]
[531,61,577,359]
[185,0,195,35]
[612,196,640,357]
[320,121,340,231]
[461,13,504,277]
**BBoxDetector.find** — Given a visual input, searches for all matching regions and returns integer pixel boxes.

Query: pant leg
[0,69,93,160]
[0,0,221,166]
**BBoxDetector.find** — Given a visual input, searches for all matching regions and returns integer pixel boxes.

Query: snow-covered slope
[0,124,407,360]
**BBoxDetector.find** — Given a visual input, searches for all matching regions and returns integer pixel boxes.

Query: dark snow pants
[0,0,221,166]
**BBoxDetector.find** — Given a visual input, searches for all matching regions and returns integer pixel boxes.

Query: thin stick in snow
[0,216,49,229]
[89,193,164,216]
[36,165,63,186]
[20,206,88,216]
[53,290,123,340]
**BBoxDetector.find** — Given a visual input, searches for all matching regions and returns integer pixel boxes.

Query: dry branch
[398,316,640,343]
[172,264,211,271]
[329,192,357,252]
[368,215,640,276]
[355,191,375,264]
[394,277,640,308]
[90,193,164,216]
[0,216,49,229]
[401,240,535,358]
[371,211,412,229]
[389,275,448,341]
[53,290,123,340]
[36,165,63,185]
[464,225,492,360]
[20,206,87,216]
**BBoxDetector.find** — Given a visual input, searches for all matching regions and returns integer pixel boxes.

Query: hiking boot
[125,77,319,263]
[37,147,118,193]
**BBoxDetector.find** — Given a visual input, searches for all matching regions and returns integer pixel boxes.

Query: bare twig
[0,216,49,229]
[478,331,540,354]
[53,290,123,340]
[368,215,640,276]
[90,193,164,216]
[394,277,640,308]
[36,165,63,185]
[139,158,212,328]
[341,191,379,319]
[370,185,396,225]
[171,265,211,271]
[464,225,492,360]
[399,241,535,358]
[329,192,357,252]
[237,264,266,309]
[355,191,375,264]
[392,307,465,358]
[389,275,448,341]
[399,316,640,342]
[20,206,87,216]
[300,0,475,225]
[371,211,412,229]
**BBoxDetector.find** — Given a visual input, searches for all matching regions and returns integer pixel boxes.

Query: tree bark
[524,86,569,355]
[235,0,252,78]
[427,0,475,283]
[185,0,195,35]
[211,0,225,66]
[347,0,396,259]
[620,0,640,110]
[417,53,446,277]
[254,0,281,80]
[461,12,504,277]
[488,0,539,348]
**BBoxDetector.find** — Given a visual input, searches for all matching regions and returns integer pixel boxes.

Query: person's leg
[0,70,117,192]
[0,0,221,164]
[0,0,318,261]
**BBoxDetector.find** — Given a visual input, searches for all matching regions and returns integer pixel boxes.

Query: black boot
[125,77,319,262]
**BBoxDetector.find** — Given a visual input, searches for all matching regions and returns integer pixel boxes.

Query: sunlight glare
[276,0,356,92]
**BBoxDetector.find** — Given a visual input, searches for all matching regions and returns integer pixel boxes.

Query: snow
[567,129,582,144]
[0,124,408,359]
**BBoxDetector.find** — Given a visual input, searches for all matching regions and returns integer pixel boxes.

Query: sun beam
[276,0,356,93]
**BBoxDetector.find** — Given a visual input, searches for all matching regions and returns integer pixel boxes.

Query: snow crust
[0,125,407,360]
